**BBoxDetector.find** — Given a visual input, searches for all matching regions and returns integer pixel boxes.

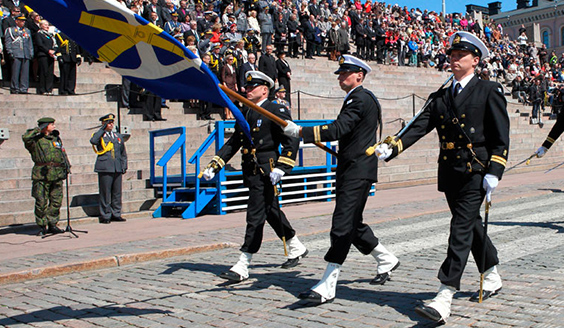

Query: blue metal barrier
[150,120,338,218]
[149,127,186,199]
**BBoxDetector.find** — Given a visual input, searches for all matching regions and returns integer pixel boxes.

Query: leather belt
[440,142,485,150]
[35,162,65,167]
[241,148,256,155]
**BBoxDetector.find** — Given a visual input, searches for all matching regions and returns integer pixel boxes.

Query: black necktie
[453,83,461,98]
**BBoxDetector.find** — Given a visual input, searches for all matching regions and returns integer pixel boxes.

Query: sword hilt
[365,136,397,156]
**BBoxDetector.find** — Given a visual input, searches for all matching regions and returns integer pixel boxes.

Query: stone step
[0,198,161,226]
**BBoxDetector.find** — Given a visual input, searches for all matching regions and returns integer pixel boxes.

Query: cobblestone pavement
[1,189,564,327]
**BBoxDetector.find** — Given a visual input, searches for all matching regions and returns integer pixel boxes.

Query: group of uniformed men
[2,5,82,95]
[200,30,564,324]
[20,22,564,324]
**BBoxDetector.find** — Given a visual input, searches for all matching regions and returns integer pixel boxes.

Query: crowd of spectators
[3,0,564,122]
[1,2,83,95]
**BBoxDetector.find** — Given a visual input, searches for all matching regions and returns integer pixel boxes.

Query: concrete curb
[0,242,237,285]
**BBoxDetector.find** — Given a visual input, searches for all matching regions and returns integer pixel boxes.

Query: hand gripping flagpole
[479,200,491,303]
[219,85,338,158]
[365,74,454,156]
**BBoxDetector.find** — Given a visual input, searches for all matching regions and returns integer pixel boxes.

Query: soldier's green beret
[99,113,116,122]
[37,117,55,125]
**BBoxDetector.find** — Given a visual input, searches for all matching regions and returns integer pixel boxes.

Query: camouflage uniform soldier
[22,117,70,235]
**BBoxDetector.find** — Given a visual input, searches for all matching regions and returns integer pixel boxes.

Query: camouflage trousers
[32,179,63,227]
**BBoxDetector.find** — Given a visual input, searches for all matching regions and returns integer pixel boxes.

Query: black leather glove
[51,130,60,137]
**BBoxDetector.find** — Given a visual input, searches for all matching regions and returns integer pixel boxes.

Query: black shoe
[298,290,334,304]
[99,218,111,224]
[370,261,400,285]
[48,225,65,234]
[111,217,127,222]
[162,105,169,109]
[414,304,445,324]
[469,287,501,302]
[10,90,18,94]
[37,226,48,236]
[219,270,247,282]
[155,118,167,121]
[281,249,308,269]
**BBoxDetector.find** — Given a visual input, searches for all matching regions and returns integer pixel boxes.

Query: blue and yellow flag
[25,0,251,140]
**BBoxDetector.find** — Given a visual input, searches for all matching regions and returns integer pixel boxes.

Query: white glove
[270,168,285,185]
[375,143,392,161]
[535,146,548,158]
[283,120,300,138]
[202,167,216,181]
[483,173,499,202]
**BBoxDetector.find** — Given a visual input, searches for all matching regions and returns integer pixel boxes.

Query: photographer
[22,117,70,236]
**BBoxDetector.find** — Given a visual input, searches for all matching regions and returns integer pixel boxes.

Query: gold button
[461,124,465,128]
[441,136,446,140]
[457,155,461,159]
[440,115,444,119]
[461,114,466,118]
[441,125,445,129]
[443,156,447,160]
[459,135,463,139]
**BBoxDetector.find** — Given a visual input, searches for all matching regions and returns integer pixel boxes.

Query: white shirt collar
[256,98,268,107]
[344,85,361,102]
[453,73,474,90]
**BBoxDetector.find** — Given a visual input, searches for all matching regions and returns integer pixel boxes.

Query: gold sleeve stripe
[491,155,507,167]
[314,126,321,144]
[397,139,403,153]
[212,155,225,168]
[277,157,296,167]
[546,137,555,144]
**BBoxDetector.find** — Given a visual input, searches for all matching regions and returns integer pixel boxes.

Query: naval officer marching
[376,31,510,324]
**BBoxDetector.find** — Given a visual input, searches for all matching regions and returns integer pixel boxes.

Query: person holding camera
[90,114,128,224]
[22,117,71,236]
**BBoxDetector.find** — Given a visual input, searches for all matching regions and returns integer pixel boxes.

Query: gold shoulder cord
[91,133,114,156]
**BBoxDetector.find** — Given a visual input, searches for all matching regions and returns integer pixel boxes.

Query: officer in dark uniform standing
[55,32,82,95]
[283,55,399,304]
[272,86,289,109]
[376,31,509,324]
[202,70,308,282]
[22,117,70,235]
[90,114,128,224]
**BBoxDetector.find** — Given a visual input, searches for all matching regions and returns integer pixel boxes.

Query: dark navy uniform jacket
[386,75,510,191]
[214,100,299,177]
[301,85,381,182]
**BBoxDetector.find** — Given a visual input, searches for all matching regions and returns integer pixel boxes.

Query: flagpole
[219,84,338,158]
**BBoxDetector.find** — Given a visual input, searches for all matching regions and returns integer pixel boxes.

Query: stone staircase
[0,58,562,227]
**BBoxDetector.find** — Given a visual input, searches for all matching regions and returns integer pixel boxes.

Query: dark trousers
[241,169,296,254]
[10,57,30,93]
[439,173,499,290]
[98,172,123,220]
[532,100,541,119]
[324,178,379,264]
[37,56,54,94]
[306,39,315,57]
[261,32,272,52]
[59,61,77,95]
[288,36,299,57]
[121,77,130,107]
[143,91,163,120]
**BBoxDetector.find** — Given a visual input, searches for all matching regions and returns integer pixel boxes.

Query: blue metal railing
[149,127,186,200]
[150,120,338,216]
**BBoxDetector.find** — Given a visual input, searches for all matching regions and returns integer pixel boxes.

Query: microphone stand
[64,176,88,238]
